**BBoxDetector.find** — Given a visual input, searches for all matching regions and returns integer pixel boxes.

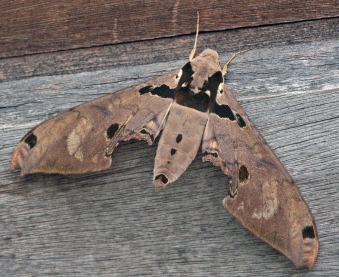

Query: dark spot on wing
[213,104,235,120]
[176,134,183,143]
[302,226,315,239]
[151,85,175,98]
[236,114,246,127]
[139,85,153,95]
[139,84,175,98]
[106,123,120,139]
[24,133,37,149]
[170,148,177,156]
[239,165,249,183]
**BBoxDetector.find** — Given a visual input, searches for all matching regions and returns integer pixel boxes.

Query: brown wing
[11,70,179,176]
[202,84,318,269]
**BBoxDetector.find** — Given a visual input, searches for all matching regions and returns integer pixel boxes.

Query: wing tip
[292,235,318,270]
[10,143,29,172]
[223,196,319,270]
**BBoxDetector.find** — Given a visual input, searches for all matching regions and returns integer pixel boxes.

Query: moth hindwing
[11,25,318,270]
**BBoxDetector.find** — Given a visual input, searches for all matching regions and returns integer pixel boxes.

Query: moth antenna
[189,12,200,61]
[222,49,250,76]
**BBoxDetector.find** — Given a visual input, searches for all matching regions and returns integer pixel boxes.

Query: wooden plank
[1,0,338,58]
[1,18,338,83]
[0,37,338,275]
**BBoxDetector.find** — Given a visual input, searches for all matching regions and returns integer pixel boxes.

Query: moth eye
[218,83,224,94]
[176,69,183,80]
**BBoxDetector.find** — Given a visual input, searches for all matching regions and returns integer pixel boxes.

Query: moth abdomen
[153,102,208,191]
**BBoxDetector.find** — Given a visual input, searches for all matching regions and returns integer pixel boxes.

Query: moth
[11,16,318,269]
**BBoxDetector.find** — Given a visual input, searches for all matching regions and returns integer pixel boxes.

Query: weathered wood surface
[1,18,338,83]
[1,0,338,58]
[1,30,339,275]
[1,0,339,274]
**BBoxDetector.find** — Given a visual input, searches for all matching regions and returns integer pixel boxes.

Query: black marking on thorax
[175,87,211,112]
[175,62,223,112]
[138,61,225,113]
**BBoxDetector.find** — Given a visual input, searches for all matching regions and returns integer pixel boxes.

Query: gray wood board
[1,18,338,83]
[0,39,338,276]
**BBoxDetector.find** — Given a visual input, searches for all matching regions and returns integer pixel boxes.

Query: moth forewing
[215,84,318,269]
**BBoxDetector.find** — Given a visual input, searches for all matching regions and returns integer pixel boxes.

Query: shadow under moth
[10,17,318,270]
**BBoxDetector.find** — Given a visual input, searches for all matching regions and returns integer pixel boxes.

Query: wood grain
[1,37,338,275]
[1,18,338,83]
[1,0,338,275]
[1,0,338,58]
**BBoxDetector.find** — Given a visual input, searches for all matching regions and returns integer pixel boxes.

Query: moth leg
[221,49,250,76]
[188,12,200,61]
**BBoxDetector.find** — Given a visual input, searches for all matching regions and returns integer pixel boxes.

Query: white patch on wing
[237,201,245,211]
[67,117,92,161]
[252,180,279,220]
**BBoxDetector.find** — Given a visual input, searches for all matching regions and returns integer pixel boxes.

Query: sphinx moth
[10,18,318,269]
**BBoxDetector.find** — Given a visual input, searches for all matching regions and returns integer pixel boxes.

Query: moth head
[199,49,220,64]
[178,50,224,94]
